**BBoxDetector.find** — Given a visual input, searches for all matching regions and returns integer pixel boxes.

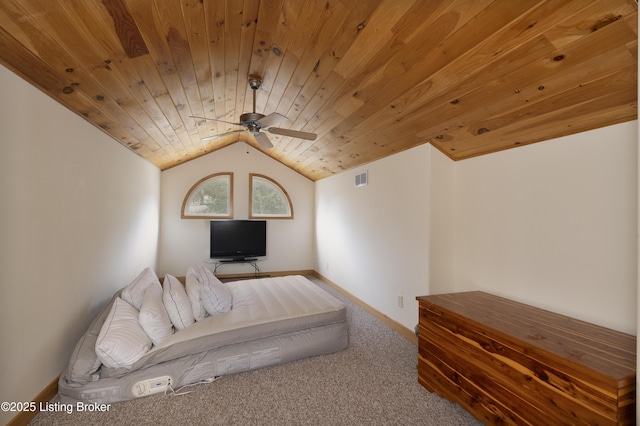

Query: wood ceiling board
[543,0,638,49]
[200,0,227,137]
[155,1,205,149]
[442,75,638,160]
[382,14,638,153]
[66,4,179,148]
[126,1,201,158]
[221,0,243,126]
[270,2,347,124]
[0,2,171,163]
[312,1,553,148]
[181,0,214,125]
[0,0,635,180]
[248,0,282,81]
[412,49,634,147]
[102,0,149,58]
[273,0,388,155]
[272,2,422,156]
[234,1,260,125]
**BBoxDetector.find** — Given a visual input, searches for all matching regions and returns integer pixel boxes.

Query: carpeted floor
[31,276,482,425]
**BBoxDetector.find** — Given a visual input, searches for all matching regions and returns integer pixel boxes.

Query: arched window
[249,174,293,219]
[182,172,233,218]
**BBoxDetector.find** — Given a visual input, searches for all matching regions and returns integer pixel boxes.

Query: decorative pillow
[121,267,161,310]
[198,265,233,315]
[95,298,152,369]
[66,293,119,384]
[162,274,194,331]
[139,285,174,345]
[185,267,207,321]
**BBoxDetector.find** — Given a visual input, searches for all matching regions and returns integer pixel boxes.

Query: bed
[58,269,349,404]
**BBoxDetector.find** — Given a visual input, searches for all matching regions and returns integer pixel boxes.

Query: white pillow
[139,285,174,345]
[121,267,161,310]
[199,265,232,315]
[162,274,194,331]
[185,267,207,321]
[96,298,151,369]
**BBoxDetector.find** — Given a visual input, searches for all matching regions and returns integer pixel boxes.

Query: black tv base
[218,257,258,263]
[208,258,260,277]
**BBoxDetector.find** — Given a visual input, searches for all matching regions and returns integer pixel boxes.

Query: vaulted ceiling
[0,0,637,181]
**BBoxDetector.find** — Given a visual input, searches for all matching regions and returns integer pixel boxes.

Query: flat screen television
[210,220,266,261]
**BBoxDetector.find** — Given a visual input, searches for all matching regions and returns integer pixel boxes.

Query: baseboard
[216,269,314,280]
[7,375,59,426]
[169,269,315,283]
[311,271,418,345]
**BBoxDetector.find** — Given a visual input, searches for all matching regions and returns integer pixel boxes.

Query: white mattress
[59,275,349,404]
[99,275,345,378]
[156,274,345,349]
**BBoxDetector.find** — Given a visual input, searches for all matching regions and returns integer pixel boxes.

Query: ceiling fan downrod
[240,77,265,132]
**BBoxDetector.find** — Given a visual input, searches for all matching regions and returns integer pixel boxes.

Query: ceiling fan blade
[201,129,245,141]
[190,115,242,126]
[256,112,287,128]
[267,127,317,140]
[254,132,273,149]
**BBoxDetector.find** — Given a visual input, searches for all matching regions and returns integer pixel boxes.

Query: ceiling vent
[355,171,368,187]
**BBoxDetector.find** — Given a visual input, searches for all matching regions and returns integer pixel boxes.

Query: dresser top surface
[417,291,636,382]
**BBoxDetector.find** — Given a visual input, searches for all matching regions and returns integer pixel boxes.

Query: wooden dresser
[416,291,636,425]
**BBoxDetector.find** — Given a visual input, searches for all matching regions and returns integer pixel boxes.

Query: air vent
[355,171,368,187]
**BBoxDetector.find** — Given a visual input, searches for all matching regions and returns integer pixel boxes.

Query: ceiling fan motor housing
[240,112,266,132]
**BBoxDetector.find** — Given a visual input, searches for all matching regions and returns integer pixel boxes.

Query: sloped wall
[0,65,160,425]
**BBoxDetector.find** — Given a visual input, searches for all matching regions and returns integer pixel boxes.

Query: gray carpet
[31,276,482,425]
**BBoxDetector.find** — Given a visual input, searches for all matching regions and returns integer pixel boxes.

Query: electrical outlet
[397,295,403,308]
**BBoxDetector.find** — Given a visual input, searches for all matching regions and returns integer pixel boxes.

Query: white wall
[158,142,315,277]
[428,148,456,294]
[453,122,638,334]
[315,122,637,336]
[0,65,161,424]
[315,145,431,331]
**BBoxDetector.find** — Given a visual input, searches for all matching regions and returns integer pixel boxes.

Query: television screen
[210,220,266,260]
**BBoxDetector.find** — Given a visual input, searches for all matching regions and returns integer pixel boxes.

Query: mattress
[58,275,349,404]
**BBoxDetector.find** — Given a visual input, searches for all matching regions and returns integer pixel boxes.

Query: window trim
[181,172,234,219]
[249,173,294,220]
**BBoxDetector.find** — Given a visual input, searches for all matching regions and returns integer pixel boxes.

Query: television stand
[218,257,257,263]
[207,258,260,277]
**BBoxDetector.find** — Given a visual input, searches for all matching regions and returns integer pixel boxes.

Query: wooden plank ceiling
[0,0,636,181]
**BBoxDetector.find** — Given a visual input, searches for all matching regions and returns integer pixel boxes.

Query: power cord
[165,376,219,396]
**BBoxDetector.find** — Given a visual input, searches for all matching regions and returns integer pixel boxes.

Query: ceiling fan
[191,76,317,149]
